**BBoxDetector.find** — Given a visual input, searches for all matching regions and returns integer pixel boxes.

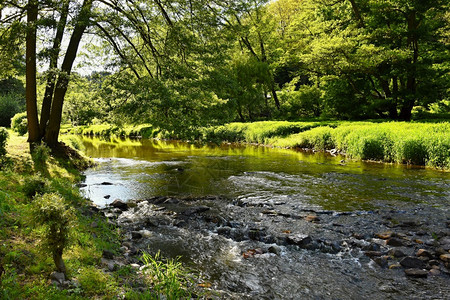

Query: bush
[32,193,75,274]
[11,112,27,136]
[0,94,21,127]
[31,143,50,173]
[22,175,48,198]
[0,127,8,156]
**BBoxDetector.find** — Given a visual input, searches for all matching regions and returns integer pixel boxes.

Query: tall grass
[272,122,450,169]
[140,251,196,299]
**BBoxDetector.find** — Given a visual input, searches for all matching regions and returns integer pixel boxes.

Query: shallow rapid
[77,136,450,299]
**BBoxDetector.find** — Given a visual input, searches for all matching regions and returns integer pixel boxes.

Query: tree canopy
[0,0,448,148]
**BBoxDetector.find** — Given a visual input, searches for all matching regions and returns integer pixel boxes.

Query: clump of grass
[140,251,196,299]
[77,266,118,297]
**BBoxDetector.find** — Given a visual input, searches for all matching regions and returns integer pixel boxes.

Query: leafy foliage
[0,127,9,157]
[11,112,28,136]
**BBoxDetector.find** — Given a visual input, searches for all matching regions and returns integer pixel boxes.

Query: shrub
[11,112,27,136]
[31,143,50,173]
[0,94,21,127]
[0,127,8,157]
[32,193,75,274]
[22,175,48,198]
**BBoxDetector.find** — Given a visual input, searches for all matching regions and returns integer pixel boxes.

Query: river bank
[64,120,450,170]
[0,131,204,298]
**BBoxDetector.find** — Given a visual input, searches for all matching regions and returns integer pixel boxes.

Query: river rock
[182,206,210,216]
[374,256,388,268]
[268,246,281,255]
[429,269,441,276]
[304,215,320,223]
[439,253,450,262]
[131,231,143,239]
[111,199,128,210]
[416,249,433,259]
[101,181,113,185]
[388,249,406,258]
[50,271,65,284]
[365,251,382,258]
[386,237,404,247]
[102,249,114,259]
[404,268,428,278]
[286,234,312,248]
[400,256,426,269]
[376,232,393,240]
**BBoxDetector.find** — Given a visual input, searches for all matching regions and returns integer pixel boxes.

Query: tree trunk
[53,250,66,275]
[25,0,40,149]
[40,0,70,139]
[45,0,93,148]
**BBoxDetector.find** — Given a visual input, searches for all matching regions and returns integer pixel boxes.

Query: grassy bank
[0,130,202,298]
[71,120,450,169]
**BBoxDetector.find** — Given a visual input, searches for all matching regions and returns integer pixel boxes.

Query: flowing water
[76,136,450,299]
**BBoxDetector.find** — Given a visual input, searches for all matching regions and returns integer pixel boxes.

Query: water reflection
[75,136,449,211]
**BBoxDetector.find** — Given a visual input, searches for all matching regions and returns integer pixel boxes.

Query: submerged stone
[404,268,428,278]
[400,256,426,269]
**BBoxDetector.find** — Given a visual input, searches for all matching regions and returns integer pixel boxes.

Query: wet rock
[304,215,320,223]
[386,237,404,247]
[50,272,65,284]
[286,234,312,248]
[400,256,426,269]
[304,240,321,251]
[404,268,428,278]
[182,206,210,216]
[429,260,440,267]
[416,249,433,259]
[439,253,450,262]
[363,243,381,252]
[365,251,382,258]
[376,232,392,240]
[268,246,281,255]
[102,249,114,259]
[388,249,406,258]
[76,183,87,188]
[439,237,450,245]
[389,264,402,269]
[104,195,111,199]
[429,269,441,276]
[101,181,113,185]
[131,231,143,240]
[164,198,180,204]
[374,256,388,268]
[110,199,128,211]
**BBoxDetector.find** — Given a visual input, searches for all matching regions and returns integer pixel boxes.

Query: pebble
[416,249,433,259]
[439,253,450,262]
[400,256,426,269]
[404,268,428,278]
[50,272,65,284]
[386,237,404,247]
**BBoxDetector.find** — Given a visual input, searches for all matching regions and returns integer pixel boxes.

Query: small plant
[77,266,116,296]
[0,127,8,157]
[141,251,195,299]
[32,193,75,274]
[11,112,27,136]
[31,143,50,173]
[22,175,48,198]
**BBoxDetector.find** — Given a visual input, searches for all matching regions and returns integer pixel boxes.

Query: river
[76,136,450,299]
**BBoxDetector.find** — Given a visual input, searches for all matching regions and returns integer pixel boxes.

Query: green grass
[0,131,204,298]
[272,121,450,169]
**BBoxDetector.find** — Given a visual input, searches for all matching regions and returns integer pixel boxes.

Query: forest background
[1,0,449,146]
